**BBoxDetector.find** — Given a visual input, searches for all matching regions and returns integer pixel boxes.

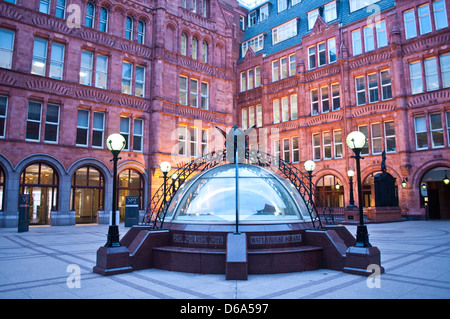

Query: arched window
[86,2,95,28]
[192,37,198,59]
[99,7,108,32]
[118,169,145,221]
[71,166,105,224]
[316,174,344,207]
[202,41,208,63]
[0,166,5,211]
[138,20,145,44]
[126,16,133,40]
[363,171,398,207]
[181,33,187,56]
[19,163,59,225]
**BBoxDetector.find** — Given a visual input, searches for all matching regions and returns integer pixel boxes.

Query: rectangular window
[404,9,417,39]
[178,126,187,156]
[323,131,332,159]
[384,121,396,153]
[283,138,290,162]
[414,116,428,149]
[324,1,337,22]
[278,0,287,12]
[181,34,187,56]
[313,133,321,160]
[321,86,329,113]
[308,9,319,30]
[255,66,261,87]
[32,38,48,76]
[0,29,14,69]
[256,104,262,128]
[135,65,145,97]
[125,17,133,40]
[292,137,299,163]
[434,0,448,30]
[192,37,198,60]
[281,97,289,122]
[201,82,209,110]
[247,69,254,90]
[371,123,382,154]
[272,60,279,82]
[368,73,379,103]
[334,130,343,158]
[289,54,296,76]
[248,11,257,27]
[441,54,450,88]
[328,37,337,63]
[138,21,145,44]
[430,113,444,148]
[26,101,42,141]
[376,20,387,48]
[242,108,248,130]
[100,7,108,32]
[92,112,105,148]
[242,34,264,56]
[190,79,198,108]
[274,140,280,159]
[308,46,316,70]
[272,19,297,44]
[80,51,93,86]
[260,4,269,21]
[190,127,198,157]
[410,61,424,94]
[56,0,66,19]
[311,89,319,115]
[179,76,188,105]
[273,99,280,124]
[95,55,108,89]
[280,57,287,80]
[447,111,450,144]
[201,129,208,156]
[352,29,362,56]
[122,61,132,94]
[358,125,369,155]
[331,83,340,111]
[249,106,255,128]
[39,0,50,14]
[133,118,143,152]
[356,76,366,105]
[240,72,246,92]
[0,96,7,138]
[380,69,392,100]
[49,43,65,80]
[44,104,59,143]
[76,109,89,146]
[418,4,432,35]
[120,117,130,151]
[364,25,375,52]
[318,42,326,67]
[424,57,439,91]
[290,94,298,120]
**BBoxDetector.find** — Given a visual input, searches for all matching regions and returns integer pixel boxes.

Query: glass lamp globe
[346,131,367,150]
[107,134,126,152]
[347,170,355,177]
[160,161,172,173]
[304,160,316,172]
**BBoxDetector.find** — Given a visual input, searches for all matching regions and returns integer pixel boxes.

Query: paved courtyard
[0,220,449,299]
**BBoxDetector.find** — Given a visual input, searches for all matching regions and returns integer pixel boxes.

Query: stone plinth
[93,246,133,276]
[343,246,385,277]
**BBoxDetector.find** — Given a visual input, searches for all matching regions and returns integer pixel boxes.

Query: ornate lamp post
[105,133,126,248]
[346,131,371,248]
[304,160,316,202]
[347,169,356,208]
[160,161,171,207]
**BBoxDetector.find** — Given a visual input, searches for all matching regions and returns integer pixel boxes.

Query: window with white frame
[281,97,289,122]
[249,106,255,128]
[274,140,280,159]
[434,0,448,30]
[311,89,319,115]
[126,16,133,40]
[324,1,337,22]
[40,0,51,14]
[179,75,188,105]
[92,112,105,148]
[280,57,287,80]
[181,33,187,56]
[430,113,444,148]
[352,29,362,56]
[138,21,145,44]
[292,0,301,5]
[328,37,337,63]
[201,128,208,156]
[32,38,48,77]
[289,54,296,76]
[255,66,261,87]
[376,20,388,48]
[331,83,340,110]
[192,37,198,60]
[135,65,145,97]
[371,123,382,154]
[308,46,316,70]
[283,138,290,162]
[49,43,65,80]
[355,76,366,105]
[272,19,297,45]
[248,11,257,27]
[384,121,396,153]
[307,9,319,30]
[242,34,264,57]
[363,25,375,52]
[312,133,320,160]
[403,9,417,39]
[418,4,432,35]
[201,82,209,110]
[95,55,108,89]
[292,137,299,163]
[122,61,133,94]
[290,94,298,120]
[248,69,254,90]
[86,2,95,28]
[368,73,379,103]
[76,109,89,146]
[278,0,287,13]
[414,116,428,149]
[380,69,392,100]
[323,131,332,159]
[241,108,248,130]
[318,42,326,67]
[358,125,369,155]
[178,126,187,156]
[44,104,60,143]
[56,0,66,19]
[409,61,423,94]
[260,4,269,21]
[256,104,262,128]
[190,79,198,108]
[273,99,280,124]
[272,60,279,82]
[190,127,198,157]
[80,51,93,86]
[0,96,7,138]
[0,29,14,70]
[334,130,343,158]
[240,72,246,92]
[26,101,42,141]
[321,86,329,113]
[202,41,208,63]
[446,111,450,144]
[349,0,380,12]
[120,117,130,150]
[100,7,109,32]
[441,53,450,88]
[424,57,439,91]
[133,118,143,152]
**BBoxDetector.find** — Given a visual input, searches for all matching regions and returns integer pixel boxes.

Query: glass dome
[165,164,311,224]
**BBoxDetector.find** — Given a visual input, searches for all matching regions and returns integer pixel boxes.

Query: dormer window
[278,0,287,13]
[324,1,337,22]
[260,4,269,21]
[307,9,319,30]
[248,11,258,27]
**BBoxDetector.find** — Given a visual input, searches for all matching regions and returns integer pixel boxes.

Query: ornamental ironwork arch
[142,149,335,230]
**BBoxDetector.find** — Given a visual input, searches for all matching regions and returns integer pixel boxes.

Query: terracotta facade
[0,0,449,227]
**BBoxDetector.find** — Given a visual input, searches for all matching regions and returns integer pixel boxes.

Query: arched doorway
[362,172,398,208]
[19,163,59,225]
[316,174,344,208]
[71,166,105,224]
[420,167,450,219]
[118,169,145,221]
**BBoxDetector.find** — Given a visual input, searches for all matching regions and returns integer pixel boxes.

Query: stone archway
[420,166,450,219]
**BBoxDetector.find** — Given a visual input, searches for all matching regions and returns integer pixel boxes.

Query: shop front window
[316,174,344,207]
[118,169,144,221]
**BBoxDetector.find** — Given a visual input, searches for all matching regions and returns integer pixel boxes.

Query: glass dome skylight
[165,164,310,224]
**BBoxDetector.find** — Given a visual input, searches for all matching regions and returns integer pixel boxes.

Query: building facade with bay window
[0,0,449,227]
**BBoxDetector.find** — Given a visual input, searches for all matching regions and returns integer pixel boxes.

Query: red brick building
[0,0,449,227]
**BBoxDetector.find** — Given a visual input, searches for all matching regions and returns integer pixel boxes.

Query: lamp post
[105,133,126,248]
[347,169,356,208]
[443,170,449,185]
[304,160,316,202]
[160,161,171,207]
[346,131,371,248]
